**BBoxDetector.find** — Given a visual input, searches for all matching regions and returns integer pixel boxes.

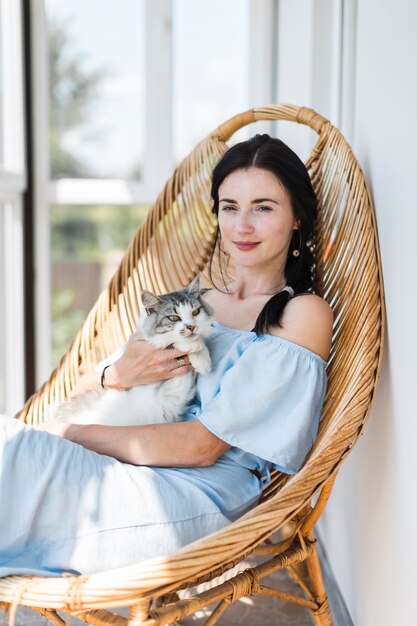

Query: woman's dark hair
[209,133,318,335]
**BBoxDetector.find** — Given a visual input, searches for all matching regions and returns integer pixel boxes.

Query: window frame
[0,0,26,414]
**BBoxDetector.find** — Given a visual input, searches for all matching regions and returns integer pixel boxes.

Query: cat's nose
[187,325,196,332]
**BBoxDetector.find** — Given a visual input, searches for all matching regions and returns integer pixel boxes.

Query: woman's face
[217,167,299,272]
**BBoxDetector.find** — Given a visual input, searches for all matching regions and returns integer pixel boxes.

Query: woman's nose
[235,212,254,233]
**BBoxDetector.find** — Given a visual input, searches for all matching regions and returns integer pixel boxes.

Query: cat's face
[138,277,214,343]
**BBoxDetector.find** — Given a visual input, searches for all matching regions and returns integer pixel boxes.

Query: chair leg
[303,529,333,626]
[128,599,151,625]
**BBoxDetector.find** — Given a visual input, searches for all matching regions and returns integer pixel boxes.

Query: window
[45,0,149,368]
[40,0,273,373]
[172,0,250,162]
[47,0,146,181]
[50,202,148,365]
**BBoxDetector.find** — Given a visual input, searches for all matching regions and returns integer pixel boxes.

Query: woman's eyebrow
[251,197,279,204]
[219,197,279,204]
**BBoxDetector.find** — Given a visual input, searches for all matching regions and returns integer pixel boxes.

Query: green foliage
[51,288,87,368]
[50,130,93,179]
[47,15,150,369]
[48,14,107,179]
[51,204,149,261]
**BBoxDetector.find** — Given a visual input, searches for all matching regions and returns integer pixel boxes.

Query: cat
[51,276,215,426]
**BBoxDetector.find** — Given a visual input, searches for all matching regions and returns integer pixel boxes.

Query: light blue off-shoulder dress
[0,322,327,577]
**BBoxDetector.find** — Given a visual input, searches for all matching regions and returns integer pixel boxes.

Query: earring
[292,230,301,257]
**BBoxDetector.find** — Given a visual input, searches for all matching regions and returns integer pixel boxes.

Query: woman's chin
[230,254,265,267]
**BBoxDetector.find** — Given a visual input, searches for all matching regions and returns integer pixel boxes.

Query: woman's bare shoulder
[269,294,333,361]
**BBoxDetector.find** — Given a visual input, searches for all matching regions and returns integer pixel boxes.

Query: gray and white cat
[52,276,214,426]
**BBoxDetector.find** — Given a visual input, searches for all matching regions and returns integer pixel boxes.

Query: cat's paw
[189,352,211,374]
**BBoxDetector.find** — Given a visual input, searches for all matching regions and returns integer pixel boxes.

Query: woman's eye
[168,315,181,322]
[258,205,272,212]
[192,307,201,317]
[221,205,237,212]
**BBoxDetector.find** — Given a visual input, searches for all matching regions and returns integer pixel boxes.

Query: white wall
[274,1,417,623]
[313,1,417,624]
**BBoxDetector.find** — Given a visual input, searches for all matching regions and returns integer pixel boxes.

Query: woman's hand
[105,333,193,390]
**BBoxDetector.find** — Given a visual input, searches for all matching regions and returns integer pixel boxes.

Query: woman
[0,134,332,576]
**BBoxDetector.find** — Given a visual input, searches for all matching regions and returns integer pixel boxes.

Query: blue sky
[46,0,249,179]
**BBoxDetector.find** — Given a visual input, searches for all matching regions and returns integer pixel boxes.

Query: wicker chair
[0,104,384,626]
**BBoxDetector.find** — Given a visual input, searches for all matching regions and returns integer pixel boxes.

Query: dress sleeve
[198,336,327,474]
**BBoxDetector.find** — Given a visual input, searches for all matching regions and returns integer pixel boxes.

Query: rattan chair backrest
[19,105,384,485]
[9,103,384,605]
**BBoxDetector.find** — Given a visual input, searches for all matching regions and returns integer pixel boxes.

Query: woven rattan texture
[1,104,384,625]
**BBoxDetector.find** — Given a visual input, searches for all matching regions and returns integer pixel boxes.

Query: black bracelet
[100,365,112,390]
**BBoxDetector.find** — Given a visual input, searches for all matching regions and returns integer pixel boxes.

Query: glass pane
[172,0,250,163]
[45,0,145,180]
[50,204,149,368]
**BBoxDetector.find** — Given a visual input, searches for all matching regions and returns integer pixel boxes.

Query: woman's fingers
[139,346,191,378]
[127,333,188,362]
[166,364,194,378]
[155,347,190,370]
[171,353,191,369]
[112,333,193,386]
[174,355,188,368]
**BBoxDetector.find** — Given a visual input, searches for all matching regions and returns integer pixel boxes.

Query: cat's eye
[192,307,201,316]
[168,315,181,322]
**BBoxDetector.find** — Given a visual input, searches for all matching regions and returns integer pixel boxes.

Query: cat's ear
[141,290,163,315]
[186,275,201,294]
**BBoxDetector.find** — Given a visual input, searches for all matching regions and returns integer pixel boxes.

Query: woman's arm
[70,333,193,396]
[38,419,230,467]
[38,333,217,464]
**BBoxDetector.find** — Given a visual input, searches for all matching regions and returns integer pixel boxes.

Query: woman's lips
[233,241,260,250]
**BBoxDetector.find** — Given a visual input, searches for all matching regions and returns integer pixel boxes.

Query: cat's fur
[52,276,214,426]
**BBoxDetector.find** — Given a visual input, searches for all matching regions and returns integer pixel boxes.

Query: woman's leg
[0,416,257,577]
